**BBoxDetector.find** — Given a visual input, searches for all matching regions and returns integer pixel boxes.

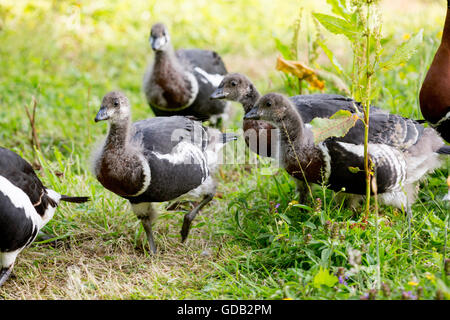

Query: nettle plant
[314,0,422,217]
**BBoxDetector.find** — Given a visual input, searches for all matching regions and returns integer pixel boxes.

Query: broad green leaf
[313,13,358,40]
[313,267,338,288]
[326,0,351,20]
[310,109,360,144]
[379,29,423,71]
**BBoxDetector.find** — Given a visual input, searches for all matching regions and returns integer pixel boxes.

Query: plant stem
[364,3,372,222]
[372,176,381,289]
[444,161,449,280]
[364,0,381,291]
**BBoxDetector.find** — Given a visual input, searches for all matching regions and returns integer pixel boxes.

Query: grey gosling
[92,91,236,253]
[143,22,229,126]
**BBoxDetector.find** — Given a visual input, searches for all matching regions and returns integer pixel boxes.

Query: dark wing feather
[177,49,228,117]
[128,116,210,203]
[290,94,385,124]
[132,116,207,154]
[176,49,227,75]
[0,148,55,216]
[324,140,401,195]
[331,113,425,150]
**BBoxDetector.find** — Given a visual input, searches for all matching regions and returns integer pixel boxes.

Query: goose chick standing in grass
[0,147,89,286]
[92,91,236,254]
[143,22,229,127]
[210,73,386,158]
[244,93,450,212]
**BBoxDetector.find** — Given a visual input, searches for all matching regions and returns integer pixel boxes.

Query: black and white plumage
[143,23,229,125]
[0,147,89,286]
[92,91,236,254]
[244,93,449,211]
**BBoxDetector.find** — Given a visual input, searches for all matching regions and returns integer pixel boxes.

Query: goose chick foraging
[244,93,449,212]
[92,91,236,253]
[211,73,388,202]
[0,147,89,286]
[143,23,229,126]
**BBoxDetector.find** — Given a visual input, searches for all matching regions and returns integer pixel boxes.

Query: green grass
[0,0,449,299]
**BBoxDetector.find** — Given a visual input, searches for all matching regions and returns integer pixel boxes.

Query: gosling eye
[231,80,237,87]
[265,100,272,107]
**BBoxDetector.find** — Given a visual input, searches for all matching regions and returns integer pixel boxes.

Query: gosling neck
[154,44,179,69]
[273,106,323,184]
[240,84,261,113]
[105,116,132,150]
[153,44,193,106]
[276,107,312,150]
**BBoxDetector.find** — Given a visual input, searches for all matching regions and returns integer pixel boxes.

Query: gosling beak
[210,87,228,100]
[244,108,260,120]
[95,107,109,122]
[150,36,166,51]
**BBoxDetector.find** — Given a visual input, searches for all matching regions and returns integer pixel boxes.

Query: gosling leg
[140,217,157,254]
[132,202,158,254]
[180,193,214,243]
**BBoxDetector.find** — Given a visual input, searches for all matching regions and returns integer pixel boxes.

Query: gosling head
[244,93,292,124]
[95,91,131,123]
[149,22,171,52]
[210,73,254,101]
